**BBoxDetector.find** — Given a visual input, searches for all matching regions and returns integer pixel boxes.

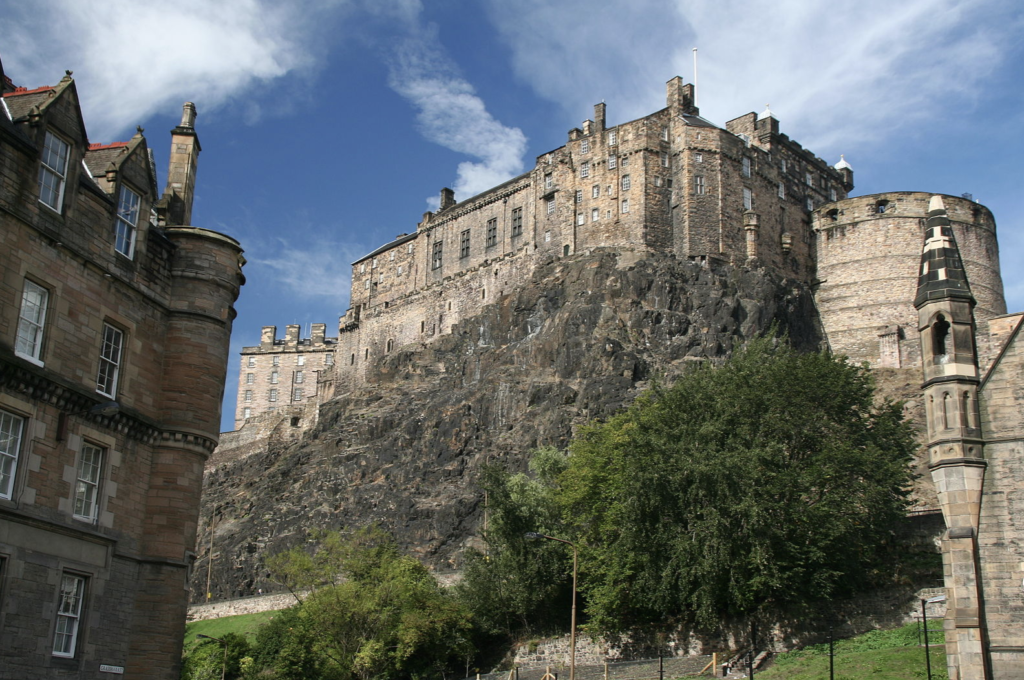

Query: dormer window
[39,131,70,212]
[115,186,141,258]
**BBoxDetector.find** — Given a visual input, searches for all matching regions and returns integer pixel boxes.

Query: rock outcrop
[193,250,823,601]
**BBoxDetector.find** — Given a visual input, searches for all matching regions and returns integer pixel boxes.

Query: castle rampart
[813,192,1004,367]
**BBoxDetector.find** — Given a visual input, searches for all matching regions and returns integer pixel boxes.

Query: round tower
[812,192,1004,368]
[127,226,244,677]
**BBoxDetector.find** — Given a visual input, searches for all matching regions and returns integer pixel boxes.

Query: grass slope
[757,623,948,680]
[184,610,281,646]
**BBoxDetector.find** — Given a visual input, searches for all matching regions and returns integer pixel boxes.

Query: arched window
[933,314,950,360]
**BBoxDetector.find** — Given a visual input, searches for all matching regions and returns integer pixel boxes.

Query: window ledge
[14,351,45,368]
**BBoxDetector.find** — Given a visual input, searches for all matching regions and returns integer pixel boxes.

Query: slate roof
[353,232,418,265]
[914,195,975,308]
[84,143,130,177]
[1,88,55,119]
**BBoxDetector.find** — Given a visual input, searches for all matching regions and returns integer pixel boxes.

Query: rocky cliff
[192,250,825,601]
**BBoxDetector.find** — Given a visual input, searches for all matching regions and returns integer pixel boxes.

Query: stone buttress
[915,195,991,680]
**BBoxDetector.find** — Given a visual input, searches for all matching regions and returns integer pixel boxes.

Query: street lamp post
[526,532,578,680]
[196,634,227,680]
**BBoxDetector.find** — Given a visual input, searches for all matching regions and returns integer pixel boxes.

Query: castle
[0,62,244,679]
[237,77,855,427]
[229,77,1023,679]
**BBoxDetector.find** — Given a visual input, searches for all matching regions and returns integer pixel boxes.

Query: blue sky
[4,0,1023,432]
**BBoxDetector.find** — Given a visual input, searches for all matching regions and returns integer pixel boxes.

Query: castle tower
[915,195,991,680]
[814,192,1004,368]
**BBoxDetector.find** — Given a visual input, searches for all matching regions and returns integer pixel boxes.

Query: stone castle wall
[307,79,849,414]
[813,192,1005,367]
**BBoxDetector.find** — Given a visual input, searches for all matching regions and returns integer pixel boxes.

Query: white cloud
[484,0,688,125]
[248,238,357,310]
[1,0,347,141]
[385,23,527,206]
[485,0,1019,154]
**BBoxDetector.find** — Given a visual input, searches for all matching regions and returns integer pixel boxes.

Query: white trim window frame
[73,443,103,522]
[53,573,86,657]
[39,131,70,212]
[115,185,141,258]
[96,324,124,398]
[15,280,48,365]
[0,409,25,500]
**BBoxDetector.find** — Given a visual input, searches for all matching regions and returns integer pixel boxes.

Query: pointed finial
[834,154,852,171]
[65,70,73,77]
[136,125,145,135]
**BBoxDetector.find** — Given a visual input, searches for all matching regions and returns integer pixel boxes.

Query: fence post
[603,662,608,680]
[659,653,664,680]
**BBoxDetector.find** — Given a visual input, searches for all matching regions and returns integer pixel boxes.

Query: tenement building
[234,324,336,429]
[0,62,244,679]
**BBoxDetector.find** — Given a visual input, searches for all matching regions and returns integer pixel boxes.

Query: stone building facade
[234,324,336,430]
[912,196,1024,680]
[0,63,244,679]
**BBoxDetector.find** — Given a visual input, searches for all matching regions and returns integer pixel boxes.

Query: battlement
[236,323,337,428]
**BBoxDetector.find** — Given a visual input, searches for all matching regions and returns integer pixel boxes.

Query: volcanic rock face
[193,250,823,601]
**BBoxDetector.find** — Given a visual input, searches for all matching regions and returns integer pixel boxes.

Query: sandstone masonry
[0,62,243,679]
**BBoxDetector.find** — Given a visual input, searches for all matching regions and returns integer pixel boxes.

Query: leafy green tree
[560,335,916,631]
[456,447,574,637]
[262,526,474,680]
[180,632,250,680]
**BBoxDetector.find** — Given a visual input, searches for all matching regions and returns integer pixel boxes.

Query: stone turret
[915,195,990,680]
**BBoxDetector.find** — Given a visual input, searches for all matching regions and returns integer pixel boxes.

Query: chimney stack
[161,102,201,226]
[440,187,456,211]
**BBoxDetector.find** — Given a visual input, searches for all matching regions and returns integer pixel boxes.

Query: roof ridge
[2,85,54,97]
[88,141,129,150]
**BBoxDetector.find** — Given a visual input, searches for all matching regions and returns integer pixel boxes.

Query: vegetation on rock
[462,335,917,634]
[237,527,473,679]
